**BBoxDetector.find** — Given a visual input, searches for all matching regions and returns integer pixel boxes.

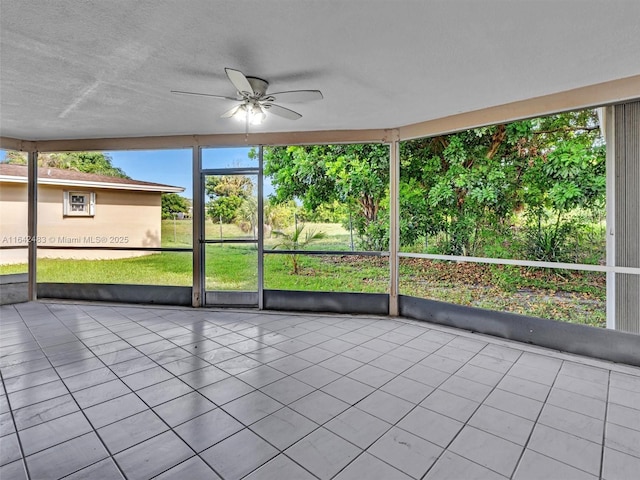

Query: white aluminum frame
[398,252,640,276]
[199,147,262,308]
[605,106,617,329]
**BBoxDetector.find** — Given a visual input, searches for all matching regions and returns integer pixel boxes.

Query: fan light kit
[172,68,323,125]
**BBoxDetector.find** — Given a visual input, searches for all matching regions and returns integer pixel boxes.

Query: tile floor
[1,301,639,480]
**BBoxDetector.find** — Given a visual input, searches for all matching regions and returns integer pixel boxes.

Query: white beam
[605,106,616,329]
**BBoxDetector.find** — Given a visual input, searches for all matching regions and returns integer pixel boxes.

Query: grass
[0,252,194,286]
[264,254,388,293]
[0,263,28,275]
[162,219,353,249]
[205,244,256,290]
[0,219,606,327]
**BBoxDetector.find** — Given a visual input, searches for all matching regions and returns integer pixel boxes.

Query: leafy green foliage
[263,109,604,261]
[304,200,349,224]
[264,200,297,230]
[205,175,254,223]
[400,109,605,261]
[161,193,190,219]
[235,196,258,233]
[4,151,128,178]
[523,221,579,263]
[264,144,389,249]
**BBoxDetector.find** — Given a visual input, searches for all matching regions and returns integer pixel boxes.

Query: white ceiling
[2,0,640,141]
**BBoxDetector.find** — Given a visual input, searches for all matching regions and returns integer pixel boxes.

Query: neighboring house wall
[0,182,28,265]
[1,183,163,264]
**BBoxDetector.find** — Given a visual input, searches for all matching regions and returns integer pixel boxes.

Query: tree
[4,151,128,178]
[519,111,605,261]
[272,225,327,274]
[400,109,605,259]
[205,175,254,223]
[161,193,190,219]
[234,196,258,233]
[264,199,297,231]
[401,126,524,255]
[264,144,389,249]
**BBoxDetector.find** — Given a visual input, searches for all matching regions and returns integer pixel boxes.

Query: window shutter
[63,191,69,215]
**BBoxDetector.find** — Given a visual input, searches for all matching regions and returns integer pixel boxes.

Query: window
[63,191,95,216]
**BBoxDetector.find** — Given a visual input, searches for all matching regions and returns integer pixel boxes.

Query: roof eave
[0,175,185,193]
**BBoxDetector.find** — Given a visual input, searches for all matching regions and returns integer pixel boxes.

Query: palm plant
[272,224,326,274]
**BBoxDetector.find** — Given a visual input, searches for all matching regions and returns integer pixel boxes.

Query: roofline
[0,175,185,193]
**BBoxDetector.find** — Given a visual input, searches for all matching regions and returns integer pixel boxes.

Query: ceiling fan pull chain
[245,110,250,143]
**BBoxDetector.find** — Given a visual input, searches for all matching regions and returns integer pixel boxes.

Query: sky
[106,149,194,197]
[1,147,272,200]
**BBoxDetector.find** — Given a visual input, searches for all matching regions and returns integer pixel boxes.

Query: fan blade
[266,104,302,120]
[268,90,323,103]
[225,68,254,96]
[171,90,238,101]
[221,104,243,118]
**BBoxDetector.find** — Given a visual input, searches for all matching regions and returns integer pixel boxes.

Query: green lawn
[0,251,193,285]
[264,254,388,293]
[205,244,257,290]
[0,220,605,327]
[162,219,352,248]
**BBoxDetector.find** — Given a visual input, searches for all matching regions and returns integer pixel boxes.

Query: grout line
[0,369,32,480]
[42,298,631,376]
[5,304,503,479]
[599,370,611,479]
[304,328,496,478]
[18,304,129,480]
[177,313,425,478]
[507,358,565,479]
[44,305,230,480]
[67,302,354,478]
[416,343,525,480]
[4,302,639,480]
[133,312,339,479]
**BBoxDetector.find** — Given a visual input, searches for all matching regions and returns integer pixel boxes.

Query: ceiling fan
[171,68,323,125]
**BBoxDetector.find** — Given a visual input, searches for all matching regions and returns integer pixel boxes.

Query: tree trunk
[487,124,507,159]
[359,195,379,223]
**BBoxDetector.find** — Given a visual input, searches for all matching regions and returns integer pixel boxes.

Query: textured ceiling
[2,0,640,141]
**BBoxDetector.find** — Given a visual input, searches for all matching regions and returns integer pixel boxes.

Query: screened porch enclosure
[1,101,639,368]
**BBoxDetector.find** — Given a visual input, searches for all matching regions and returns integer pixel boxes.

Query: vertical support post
[258,146,265,310]
[389,133,400,316]
[192,146,203,307]
[605,106,616,329]
[27,150,38,301]
[349,211,354,251]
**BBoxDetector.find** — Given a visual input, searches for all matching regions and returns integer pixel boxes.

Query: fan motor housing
[246,77,269,97]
